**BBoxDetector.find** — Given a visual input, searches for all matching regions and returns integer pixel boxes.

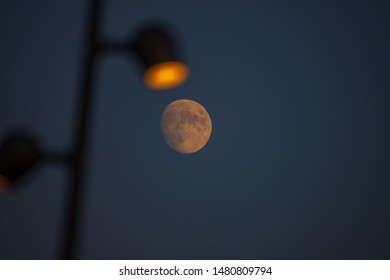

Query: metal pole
[61,0,101,260]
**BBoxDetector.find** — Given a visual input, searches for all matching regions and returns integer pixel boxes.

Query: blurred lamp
[0,135,41,192]
[133,26,190,90]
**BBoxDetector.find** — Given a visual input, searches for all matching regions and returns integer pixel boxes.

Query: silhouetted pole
[62,0,101,260]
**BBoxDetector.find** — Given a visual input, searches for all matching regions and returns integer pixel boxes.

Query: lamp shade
[0,135,41,191]
[132,25,189,90]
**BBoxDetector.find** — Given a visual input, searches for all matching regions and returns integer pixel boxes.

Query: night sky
[1,0,390,259]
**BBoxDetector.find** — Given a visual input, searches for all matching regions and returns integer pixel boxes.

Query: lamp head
[133,24,189,90]
[0,134,41,192]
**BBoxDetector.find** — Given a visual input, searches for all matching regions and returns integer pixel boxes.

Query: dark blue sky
[1,0,390,259]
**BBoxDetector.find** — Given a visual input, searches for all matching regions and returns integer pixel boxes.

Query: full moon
[161,99,212,154]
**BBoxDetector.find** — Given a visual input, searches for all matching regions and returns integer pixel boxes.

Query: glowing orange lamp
[144,61,189,90]
[133,25,190,90]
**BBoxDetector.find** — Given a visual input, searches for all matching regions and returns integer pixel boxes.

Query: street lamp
[0,0,189,259]
[133,25,190,90]
[0,134,41,192]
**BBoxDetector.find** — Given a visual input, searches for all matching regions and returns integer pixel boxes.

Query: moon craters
[161,99,212,154]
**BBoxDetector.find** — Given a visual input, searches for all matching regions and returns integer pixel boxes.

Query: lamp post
[0,0,189,260]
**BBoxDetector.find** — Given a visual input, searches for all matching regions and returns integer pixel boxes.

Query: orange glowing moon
[161,99,212,154]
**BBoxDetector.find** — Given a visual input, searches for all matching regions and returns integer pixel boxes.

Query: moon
[161,99,212,154]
